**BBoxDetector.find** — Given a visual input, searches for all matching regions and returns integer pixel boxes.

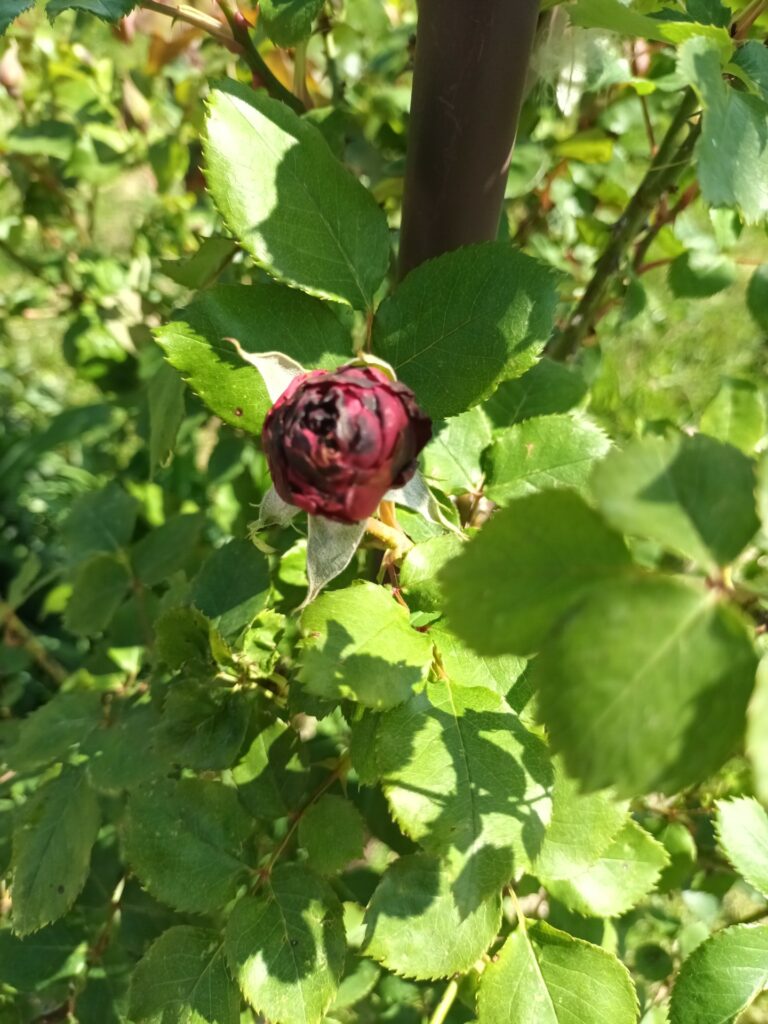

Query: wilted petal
[223,337,305,402]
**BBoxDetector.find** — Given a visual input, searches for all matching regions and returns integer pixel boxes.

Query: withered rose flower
[261,365,432,524]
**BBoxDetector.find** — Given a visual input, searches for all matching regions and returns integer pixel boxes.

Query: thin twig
[262,754,350,875]
[140,0,234,44]
[0,600,68,686]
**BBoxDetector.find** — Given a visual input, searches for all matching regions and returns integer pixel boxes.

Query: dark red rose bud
[261,365,432,524]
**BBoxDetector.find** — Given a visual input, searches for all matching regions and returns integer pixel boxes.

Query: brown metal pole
[398,0,540,280]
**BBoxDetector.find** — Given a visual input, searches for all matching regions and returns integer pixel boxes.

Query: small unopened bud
[0,41,24,97]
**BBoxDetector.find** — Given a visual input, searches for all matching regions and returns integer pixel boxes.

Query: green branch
[549,88,701,361]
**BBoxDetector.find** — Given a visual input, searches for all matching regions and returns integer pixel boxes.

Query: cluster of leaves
[1,0,768,1022]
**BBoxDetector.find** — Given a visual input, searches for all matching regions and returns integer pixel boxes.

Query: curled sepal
[223,337,304,402]
[248,488,300,553]
[386,470,463,536]
[302,516,366,608]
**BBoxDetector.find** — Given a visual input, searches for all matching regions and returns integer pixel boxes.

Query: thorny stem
[550,88,700,360]
[217,0,306,113]
[0,600,68,686]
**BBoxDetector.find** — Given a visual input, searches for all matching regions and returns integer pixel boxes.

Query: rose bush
[261,364,432,523]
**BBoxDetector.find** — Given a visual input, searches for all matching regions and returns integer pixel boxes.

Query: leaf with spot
[484,414,610,503]
[225,865,346,1024]
[477,920,638,1024]
[156,283,352,433]
[11,766,101,935]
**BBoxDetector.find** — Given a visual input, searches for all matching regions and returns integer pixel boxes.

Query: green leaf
[533,575,758,796]
[298,794,365,875]
[10,690,104,772]
[429,621,526,696]
[748,658,768,805]
[131,514,204,587]
[363,851,502,979]
[156,283,352,433]
[129,926,240,1024]
[148,362,185,473]
[84,702,167,793]
[225,865,346,1024]
[11,766,101,935]
[232,720,309,820]
[483,358,587,428]
[590,433,760,568]
[298,583,433,709]
[484,414,610,503]
[330,956,380,1011]
[156,685,249,771]
[372,243,558,419]
[260,0,324,45]
[0,921,88,991]
[477,920,638,1024]
[62,483,137,563]
[204,81,389,309]
[533,762,628,882]
[543,820,669,918]
[569,0,732,51]
[423,407,493,495]
[700,378,766,454]
[154,607,214,673]
[667,251,737,298]
[669,924,768,1024]
[378,683,552,885]
[715,798,768,899]
[441,491,631,656]
[399,535,465,612]
[746,265,768,332]
[679,38,768,224]
[0,0,33,34]
[123,778,253,914]
[46,0,137,20]
[160,237,239,290]
[734,41,768,102]
[64,553,131,636]
[191,539,270,637]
